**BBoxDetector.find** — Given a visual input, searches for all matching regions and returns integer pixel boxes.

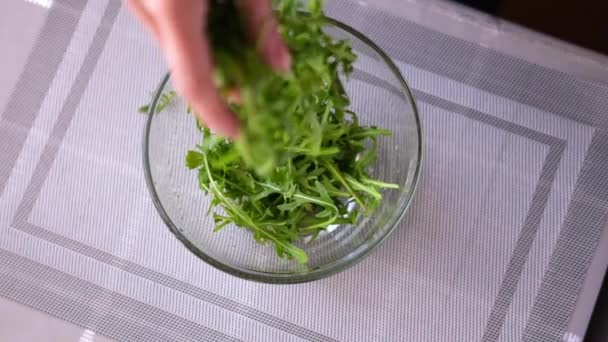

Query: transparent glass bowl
[143,19,422,284]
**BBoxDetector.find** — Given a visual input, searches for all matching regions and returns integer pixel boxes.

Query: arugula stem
[321,161,367,211]
[361,178,400,189]
[255,181,339,211]
[203,154,308,264]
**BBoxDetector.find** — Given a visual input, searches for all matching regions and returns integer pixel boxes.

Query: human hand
[127,0,292,137]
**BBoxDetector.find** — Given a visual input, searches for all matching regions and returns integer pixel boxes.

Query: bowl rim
[142,17,424,284]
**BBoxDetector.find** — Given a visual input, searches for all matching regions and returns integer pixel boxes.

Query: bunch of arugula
[153,0,398,264]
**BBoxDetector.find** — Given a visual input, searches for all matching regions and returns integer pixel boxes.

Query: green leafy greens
[150,0,399,264]
[139,91,176,114]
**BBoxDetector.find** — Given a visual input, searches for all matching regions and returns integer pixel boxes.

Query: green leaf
[138,105,150,114]
[159,0,399,264]
[186,150,205,169]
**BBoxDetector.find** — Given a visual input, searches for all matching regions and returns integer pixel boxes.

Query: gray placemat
[1,0,607,341]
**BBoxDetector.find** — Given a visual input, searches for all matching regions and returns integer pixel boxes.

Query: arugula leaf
[141,0,400,264]
[197,0,399,264]
[186,151,205,169]
[139,90,177,114]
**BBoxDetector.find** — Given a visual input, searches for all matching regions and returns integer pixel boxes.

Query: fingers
[125,0,160,38]
[127,0,291,137]
[129,0,240,137]
[239,0,292,72]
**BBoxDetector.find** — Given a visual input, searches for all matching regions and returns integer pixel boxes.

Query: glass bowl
[143,18,422,284]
